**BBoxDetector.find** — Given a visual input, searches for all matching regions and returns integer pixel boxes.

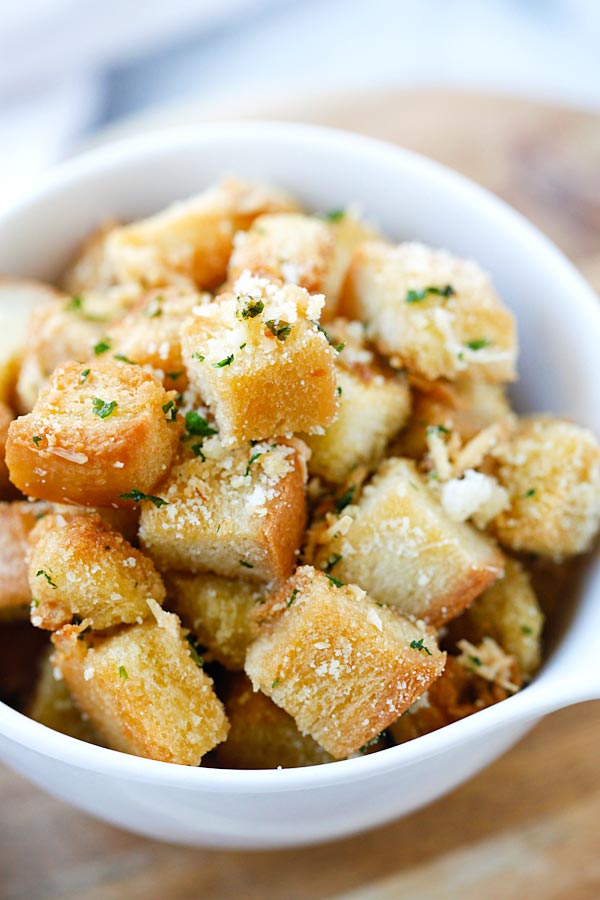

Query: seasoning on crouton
[340,241,517,382]
[51,600,229,764]
[311,458,504,626]
[0,401,14,497]
[245,566,446,759]
[6,360,181,508]
[213,673,333,768]
[0,501,50,618]
[166,572,263,670]
[28,649,101,744]
[140,437,307,584]
[491,416,600,557]
[304,319,411,483]
[28,512,165,631]
[181,274,337,441]
[107,287,211,391]
[451,557,543,678]
[103,177,299,291]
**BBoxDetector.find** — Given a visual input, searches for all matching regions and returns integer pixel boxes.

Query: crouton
[107,287,211,391]
[340,241,517,382]
[14,288,139,413]
[181,274,337,441]
[28,512,164,631]
[51,601,229,764]
[452,557,543,678]
[245,566,446,758]
[50,503,140,545]
[491,417,600,557]
[103,178,299,291]
[28,649,101,744]
[395,379,512,460]
[140,437,307,583]
[166,572,263,670]
[212,673,333,768]
[304,319,411,483]
[0,401,14,497]
[6,360,181,507]
[0,501,50,618]
[311,458,503,626]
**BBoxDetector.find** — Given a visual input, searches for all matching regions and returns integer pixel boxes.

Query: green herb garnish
[236,296,264,319]
[113,354,138,365]
[410,638,432,656]
[334,342,345,353]
[213,354,234,368]
[469,655,483,667]
[523,488,536,498]
[265,320,292,342]
[192,352,205,362]
[325,553,342,574]
[287,588,299,608]
[119,666,128,680]
[166,371,183,381]
[185,411,217,437]
[36,569,57,589]
[465,337,491,351]
[162,400,178,421]
[32,435,42,447]
[521,625,533,635]
[321,208,345,222]
[119,490,169,508]
[325,573,343,588]
[406,284,455,304]
[92,397,117,419]
[191,444,206,461]
[271,678,280,688]
[239,560,254,569]
[80,368,90,383]
[93,338,111,356]
[334,485,355,514]
[65,295,83,312]
[186,634,204,668]
[245,452,262,476]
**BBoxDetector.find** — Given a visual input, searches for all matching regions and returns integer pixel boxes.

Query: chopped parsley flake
[334,484,355,514]
[186,634,204,668]
[427,424,449,436]
[325,553,342,574]
[465,337,491,351]
[521,625,533,635]
[185,411,217,437]
[337,385,343,396]
[93,338,111,356]
[410,638,432,656]
[325,573,343,588]
[32,435,42,447]
[31,598,39,608]
[166,371,183,381]
[406,284,455,304]
[145,298,163,318]
[162,400,178,421]
[80,368,90,383]
[213,354,234,368]
[265,319,292,342]
[236,296,265,319]
[119,490,169,508]
[119,665,128,680]
[113,354,138,365]
[92,397,117,419]
[36,569,57,589]
[272,678,280,688]
[192,352,205,362]
[469,655,483,667]
[321,208,345,222]
[287,588,299,608]
[245,452,262,476]
[239,559,254,569]
[65,295,82,312]
[334,342,345,353]
[191,444,206,461]
[523,488,536,498]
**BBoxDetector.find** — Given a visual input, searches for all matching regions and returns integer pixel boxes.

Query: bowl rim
[0,119,599,791]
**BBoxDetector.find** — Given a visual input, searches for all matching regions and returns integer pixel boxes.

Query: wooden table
[2,91,600,900]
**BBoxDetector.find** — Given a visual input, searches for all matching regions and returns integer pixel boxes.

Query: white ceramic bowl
[0,123,598,849]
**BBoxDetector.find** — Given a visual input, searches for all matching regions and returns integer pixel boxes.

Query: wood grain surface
[2,90,600,900]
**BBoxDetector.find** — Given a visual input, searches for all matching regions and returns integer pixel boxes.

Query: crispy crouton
[304,319,411,483]
[245,566,445,758]
[103,178,299,291]
[0,401,14,497]
[107,287,211,391]
[28,512,164,631]
[212,673,333,768]
[0,501,50,618]
[61,220,120,294]
[140,437,307,583]
[51,601,229,764]
[28,649,101,744]
[340,241,517,382]
[181,274,337,441]
[312,458,503,626]
[6,360,181,507]
[166,572,263,670]
[451,557,543,678]
[491,417,600,557]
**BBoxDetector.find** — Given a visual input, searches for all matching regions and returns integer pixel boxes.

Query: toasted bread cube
[0,501,50,618]
[28,649,101,744]
[491,417,600,557]
[213,673,333,768]
[340,241,517,382]
[61,220,120,294]
[104,178,299,291]
[245,566,445,759]
[6,360,181,507]
[396,379,512,460]
[456,558,543,678]
[107,287,211,391]
[51,601,229,764]
[166,573,262,670]
[0,401,13,497]
[304,320,411,483]
[50,503,140,545]
[28,512,165,631]
[312,458,503,626]
[182,275,337,441]
[140,437,307,583]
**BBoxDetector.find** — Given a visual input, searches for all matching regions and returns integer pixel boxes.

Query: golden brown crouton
[28,649,101,744]
[245,566,446,759]
[311,458,503,626]
[451,557,543,678]
[181,274,337,442]
[166,572,262,670]
[0,501,50,617]
[212,673,333,768]
[107,287,211,391]
[6,360,181,508]
[103,178,300,291]
[140,437,307,584]
[28,512,165,631]
[491,416,600,557]
[51,601,229,764]
[304,319,411,483]
[340,241,517,382]
[0,401,14,497]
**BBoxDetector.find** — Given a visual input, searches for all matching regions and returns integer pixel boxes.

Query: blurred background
[1,0,599,205]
